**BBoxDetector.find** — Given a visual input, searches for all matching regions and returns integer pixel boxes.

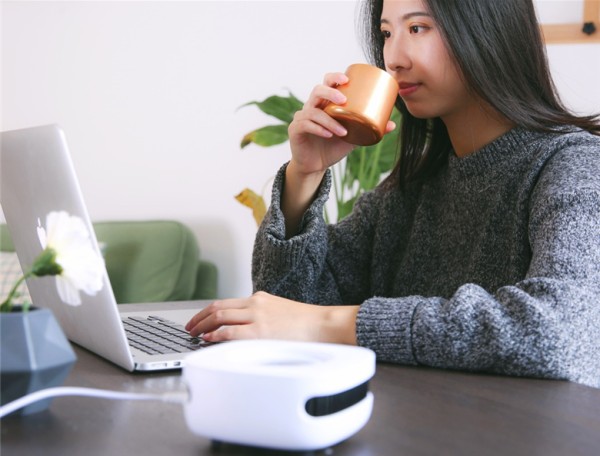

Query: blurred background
[2,0,598,298]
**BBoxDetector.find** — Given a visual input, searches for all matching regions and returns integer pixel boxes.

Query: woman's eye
[380,29,391,39]
[409,25,427,34]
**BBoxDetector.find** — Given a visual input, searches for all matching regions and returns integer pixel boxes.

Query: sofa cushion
[1,220,212,304]
[94,220,200,303]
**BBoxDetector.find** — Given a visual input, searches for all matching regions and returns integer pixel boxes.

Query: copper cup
[324,64,399,146]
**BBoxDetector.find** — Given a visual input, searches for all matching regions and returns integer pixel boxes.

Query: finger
[385,120,397,134]
[185,299,248,331]
[188,308,254,337]
[323,72,349,87]
[301,72,348,112]
[317,88,347,109]
[202,325,257,343]
[316,72,349,109]
[294,105,349,136]
[293,113,348,140]
[307,85,347,110]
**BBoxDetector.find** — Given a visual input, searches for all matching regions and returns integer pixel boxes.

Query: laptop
[1,124,211,371]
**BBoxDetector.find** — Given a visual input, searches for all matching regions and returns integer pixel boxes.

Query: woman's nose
[384,38,411,73]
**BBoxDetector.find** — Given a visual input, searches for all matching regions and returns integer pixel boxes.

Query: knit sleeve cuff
[265,162,332,238]
[356,296,421,365]
[252,162,331,276]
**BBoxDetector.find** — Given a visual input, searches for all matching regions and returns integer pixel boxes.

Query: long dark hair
[359,0,600,188]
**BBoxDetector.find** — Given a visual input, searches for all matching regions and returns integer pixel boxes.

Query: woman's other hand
[185,291,359,345]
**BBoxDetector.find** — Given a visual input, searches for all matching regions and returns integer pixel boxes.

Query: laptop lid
[1,124,192,371]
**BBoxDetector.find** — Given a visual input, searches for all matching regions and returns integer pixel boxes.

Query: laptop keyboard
[122,315,213,355]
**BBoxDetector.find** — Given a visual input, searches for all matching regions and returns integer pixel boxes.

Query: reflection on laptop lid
[1,124,208,372]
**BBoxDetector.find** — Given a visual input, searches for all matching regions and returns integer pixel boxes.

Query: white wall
[2,1,599,299]
[1,0,366,298]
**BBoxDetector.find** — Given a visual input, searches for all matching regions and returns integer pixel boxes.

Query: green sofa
[0,220,217,304]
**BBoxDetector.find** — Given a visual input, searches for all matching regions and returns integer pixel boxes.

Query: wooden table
[1,303,599,455]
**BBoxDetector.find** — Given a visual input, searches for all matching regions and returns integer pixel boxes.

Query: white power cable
[0,386,189,418]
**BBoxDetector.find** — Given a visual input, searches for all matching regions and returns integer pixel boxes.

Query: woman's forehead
[381,0,430,22]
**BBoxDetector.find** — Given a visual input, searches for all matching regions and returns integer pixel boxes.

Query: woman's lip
[398,82,420,97]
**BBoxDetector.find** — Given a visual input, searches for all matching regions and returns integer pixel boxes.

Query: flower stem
[0,271,34,313]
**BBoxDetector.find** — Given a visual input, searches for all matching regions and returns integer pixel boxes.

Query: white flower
[37,211,104,306]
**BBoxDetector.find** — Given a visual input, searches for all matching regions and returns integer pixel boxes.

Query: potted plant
[1,211,104,415]
[235,91,401,224]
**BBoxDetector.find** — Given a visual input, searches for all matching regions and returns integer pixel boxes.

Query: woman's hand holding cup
[287,72,357,178]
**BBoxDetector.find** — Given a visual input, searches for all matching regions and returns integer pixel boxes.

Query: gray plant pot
[1,307,77,415]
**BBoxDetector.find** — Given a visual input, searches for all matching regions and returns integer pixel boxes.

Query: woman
[187,0,600,387]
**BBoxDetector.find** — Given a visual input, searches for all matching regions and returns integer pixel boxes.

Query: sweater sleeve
[251,163,338,303]
[357,143,600,387]
[252,162,380,305]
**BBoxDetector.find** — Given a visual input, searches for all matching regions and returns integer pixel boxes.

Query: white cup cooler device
[182,340,376,451]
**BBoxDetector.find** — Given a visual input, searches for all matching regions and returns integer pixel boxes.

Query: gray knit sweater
[252,127,600,388]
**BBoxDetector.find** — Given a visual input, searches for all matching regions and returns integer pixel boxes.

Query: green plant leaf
[235,188,267,226]
[337,197,358,221]
[240,124,290,148]
[376,108,402,171]
[239,92,304,124]
[344,107,401,193]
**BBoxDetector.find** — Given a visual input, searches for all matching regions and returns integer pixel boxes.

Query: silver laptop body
[1,124,204,371]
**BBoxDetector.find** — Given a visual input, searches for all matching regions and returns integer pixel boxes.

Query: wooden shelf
[541,0,600,44]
